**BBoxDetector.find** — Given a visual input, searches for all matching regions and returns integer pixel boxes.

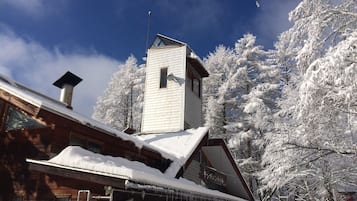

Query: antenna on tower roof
[145,10,152,54]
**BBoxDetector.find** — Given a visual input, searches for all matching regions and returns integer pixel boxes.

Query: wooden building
[0,34,254,201]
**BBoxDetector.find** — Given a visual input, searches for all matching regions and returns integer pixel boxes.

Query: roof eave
[187,57,209,77]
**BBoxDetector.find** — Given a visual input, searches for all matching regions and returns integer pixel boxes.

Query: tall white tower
[141,34,209,133]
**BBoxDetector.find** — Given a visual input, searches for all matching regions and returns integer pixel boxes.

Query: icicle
[141,191,145,200]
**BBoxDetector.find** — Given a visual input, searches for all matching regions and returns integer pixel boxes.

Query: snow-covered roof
[0,74,161,151]
[0,74,213,176]
[2,74,250,200]
[136,127,209,176]
[27,146,247,201]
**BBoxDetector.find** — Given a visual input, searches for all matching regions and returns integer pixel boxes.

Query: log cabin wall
[36,109,171,172]
[0,95,54,200]
[25,171,107,201]
[0,88,171,200]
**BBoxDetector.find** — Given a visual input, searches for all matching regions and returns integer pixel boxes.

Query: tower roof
[151,34,187,48]
[150,34,209,78]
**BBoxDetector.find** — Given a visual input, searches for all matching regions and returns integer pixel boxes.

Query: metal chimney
[53,71,82,109]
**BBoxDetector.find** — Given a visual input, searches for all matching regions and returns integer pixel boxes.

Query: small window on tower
[160,68,168,88]
[193,78,201,97]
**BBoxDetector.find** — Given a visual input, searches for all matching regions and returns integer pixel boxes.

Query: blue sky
[0,0,300,117]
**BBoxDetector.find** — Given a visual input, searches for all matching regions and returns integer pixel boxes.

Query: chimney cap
[53,71,82,88]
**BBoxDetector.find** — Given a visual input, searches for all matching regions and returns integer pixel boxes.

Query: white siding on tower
[141,45,187,133]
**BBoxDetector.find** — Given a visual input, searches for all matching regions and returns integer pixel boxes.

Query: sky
[0,0,300,117]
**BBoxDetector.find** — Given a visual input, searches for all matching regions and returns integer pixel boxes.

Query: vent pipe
[53,71,82,109]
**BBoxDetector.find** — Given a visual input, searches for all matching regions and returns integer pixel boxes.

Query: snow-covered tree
[260,0,357,200]
[262,30,357,201]
[203,45,236,139]
[279,0,356,74]
[227,34,280,199]
[203,34,280,200]
[131,63,145,131]
[92,55,145,132]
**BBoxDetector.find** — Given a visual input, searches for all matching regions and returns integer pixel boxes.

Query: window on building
[88,141,102,153]
[69,132,102,153]
[160,68,168,88]
[193,78,201,97]
[54,195,71,201]
[69,135,86,148]
[5,106,45,131]
[186,68,201,98]
[186,74,192,90]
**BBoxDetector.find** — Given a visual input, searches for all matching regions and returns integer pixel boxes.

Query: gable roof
[150,34,187,48]
[149,34,209,78]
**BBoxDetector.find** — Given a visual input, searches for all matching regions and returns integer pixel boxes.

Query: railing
[77,190,91,201]
[77,190,113,201]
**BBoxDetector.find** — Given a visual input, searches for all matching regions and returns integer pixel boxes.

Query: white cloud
[0,30,121,117]
[1,0,45,17]
[0,0,68,18]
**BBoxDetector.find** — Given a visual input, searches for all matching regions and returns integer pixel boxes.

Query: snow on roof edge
[0,75,171,154]
[27,159,245,201]
[26,146,246,201]
[136,127,209,177]
[27,158,131,180]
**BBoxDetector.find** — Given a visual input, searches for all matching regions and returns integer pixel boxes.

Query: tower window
[193,78,201,97]
[160,68,168,88]
[186,67,201,98]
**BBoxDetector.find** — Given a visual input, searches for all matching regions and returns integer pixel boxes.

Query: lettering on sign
[201,166,226,187]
